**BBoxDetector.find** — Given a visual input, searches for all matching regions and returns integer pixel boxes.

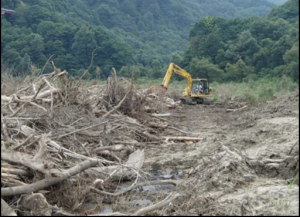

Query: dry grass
[1,68,25,95]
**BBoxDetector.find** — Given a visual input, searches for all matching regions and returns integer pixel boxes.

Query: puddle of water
[116,182,174,193]
[130,199,152,207]
[142,184,174,193]
[117,179,175,193]
[92,171,179,215]
[100,205,113,214]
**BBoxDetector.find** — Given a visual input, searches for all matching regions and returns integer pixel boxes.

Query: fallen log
[89,192,181,216]
[1,150,53,176]
[1,159,98,197]
[93,144,133,153]
[147,121,169,129]
[91,179,180,196]
[163,136,203,142]
[89,149,144,181]
[132,192,180,216]
[151,113,172,117]
[1,198,17,216]
[1,88,61,102]
[226,105,247,112]
[1,167,30,177]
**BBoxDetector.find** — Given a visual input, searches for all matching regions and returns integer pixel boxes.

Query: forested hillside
[267,0,289,5]
[181,0,299,83]
[1,0,279,78]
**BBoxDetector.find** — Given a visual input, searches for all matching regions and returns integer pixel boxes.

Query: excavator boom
[161,63,193,95]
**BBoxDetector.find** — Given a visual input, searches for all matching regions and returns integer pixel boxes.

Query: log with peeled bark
[1,198,17,216]
[1,159,98,197]
[1,89,61,102]
[163,136,203,142]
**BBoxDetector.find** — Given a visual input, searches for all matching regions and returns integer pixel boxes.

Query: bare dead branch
[1,198,17,216]
[1,89,61,102]
[1,159,98,197]
[93,144,133,153]
[1,150,50,175]
[12,134,35,150]
[31,80,46,101]
[89,212,127,216]
[163,136,203,142]
[132,192,181,216]
[91,179,180,197]
[226,105,247,112]
[33,134,49,161]
[53,121,108,139]
[1,167,30,177]
[52,61,67,87]
[37,54,54,76]
[1,117,9,140]
[102,83,133,119]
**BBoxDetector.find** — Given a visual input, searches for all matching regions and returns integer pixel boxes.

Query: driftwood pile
[1,65,184,216]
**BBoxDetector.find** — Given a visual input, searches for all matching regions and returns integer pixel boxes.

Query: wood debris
[1,63,188,215]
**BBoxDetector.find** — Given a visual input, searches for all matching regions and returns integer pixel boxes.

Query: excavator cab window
[204,81,212,95]
[198,81,204,93]
[193,80,206,94]
[196,80,210,94]
[203,80,209,94]
[192,80,200,94]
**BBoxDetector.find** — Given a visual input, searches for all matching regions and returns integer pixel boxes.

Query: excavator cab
[192,79,211,95]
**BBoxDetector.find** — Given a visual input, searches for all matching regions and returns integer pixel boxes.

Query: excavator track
[180,97,211,105]
[180,97,196,105]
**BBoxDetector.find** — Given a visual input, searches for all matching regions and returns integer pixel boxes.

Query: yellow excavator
[161,63,213,104]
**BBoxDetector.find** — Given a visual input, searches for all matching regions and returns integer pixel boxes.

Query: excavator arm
[161,63,193,95]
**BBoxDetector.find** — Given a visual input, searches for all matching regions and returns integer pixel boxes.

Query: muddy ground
[86,90,299,216]
[1,71,299,216]
[140,91,299,216]
[102,90,298,216]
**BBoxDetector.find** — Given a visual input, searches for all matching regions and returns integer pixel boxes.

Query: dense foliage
[267,0,289,5]
[1,0,135,78]
[181,0,299,83]
[1,0,298,84]
[2,0,279,78]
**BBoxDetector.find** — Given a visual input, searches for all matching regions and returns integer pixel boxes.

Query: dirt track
[141,91,299,216]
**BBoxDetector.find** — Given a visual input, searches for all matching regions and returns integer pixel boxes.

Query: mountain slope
[181,0,299,82]
[1,0,278,77]
[266,0,289,5]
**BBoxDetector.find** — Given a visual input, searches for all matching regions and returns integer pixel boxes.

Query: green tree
[24,33,46,66]
[71,27,98,67]
[269,35,293,68]
[119,65,141,80]
[225,58,255,82]
[26,5,52,30]
[283,44,299,81]
[3,48,21,68]
[110,41,134,70]
[235,30,260,62]
[190,57,224,82]
[170,53,183,65]
[19,53,32,74]
[150,59,163,79]
[97,5,116,28]
[37,21,57,41]
[268,0,299,23]
[215,49,228,69]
